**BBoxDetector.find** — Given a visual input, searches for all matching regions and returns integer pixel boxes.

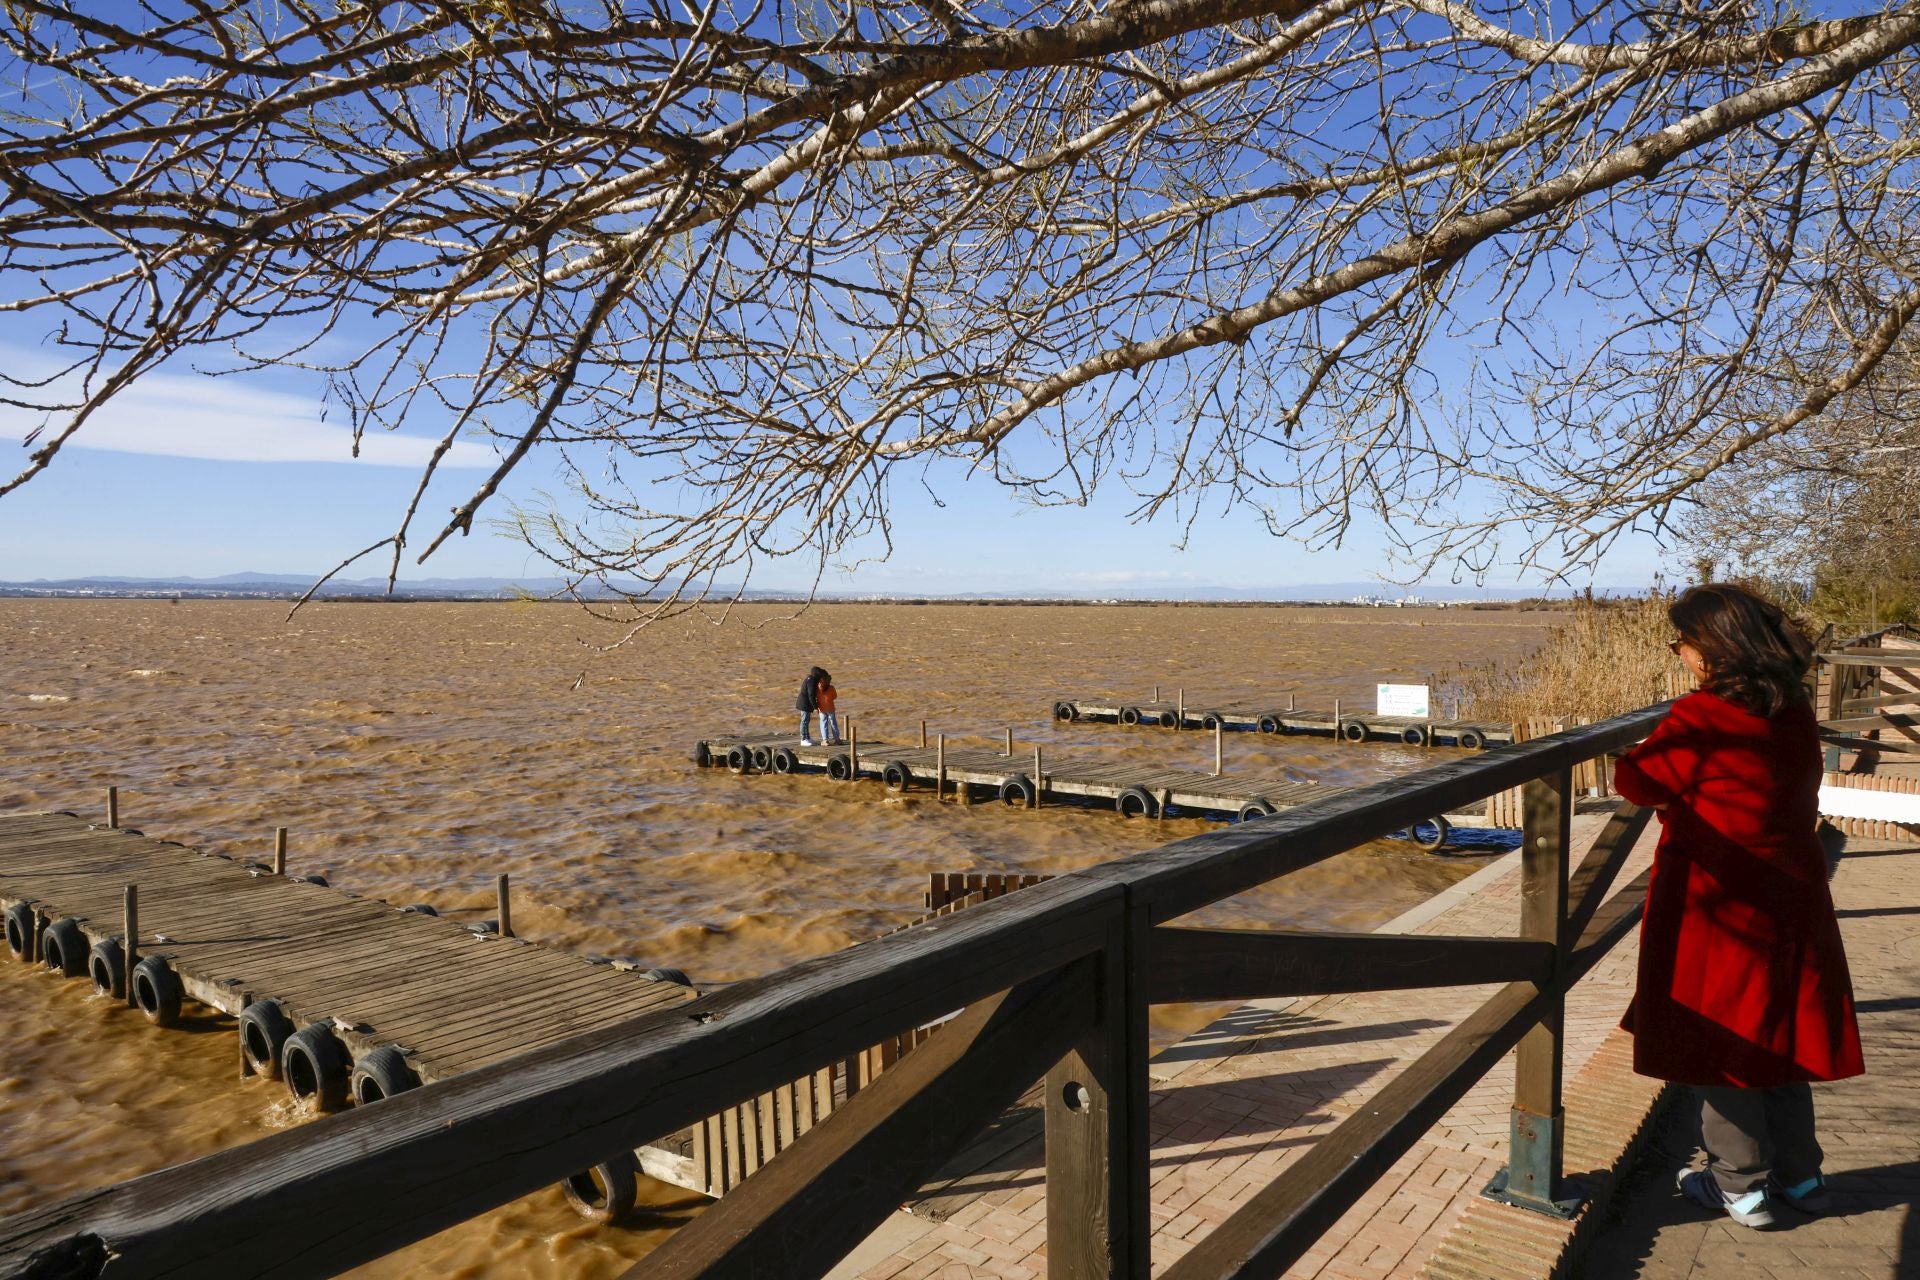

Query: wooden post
[1046,906,1149,1280]
[1501,764,1574,1214]
[1288,692,1296,712]
[849,721,859,781]
[1005,726,1014,757]
[28,909,42,964]
[936,735,947,802]
[1176,688,1184,728]
[1152,684,1159,702]
[1333,698,1342,741]
[1033,747,1044,810]
[123,885,139,1009]
[106,786,119,830]
[273,828,288,877]
[920,720,927,749]
[1214,721,1224,776]
[496,873,514,939]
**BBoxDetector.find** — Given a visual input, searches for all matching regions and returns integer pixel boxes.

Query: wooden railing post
[1491,762,1578,1216]
[1046,899,1149,1280]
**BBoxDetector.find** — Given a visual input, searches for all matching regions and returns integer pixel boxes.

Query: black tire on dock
[1116,787,1159,819]
[826,753,853,781]
[562,1151,640,1224]
[1159,711,1180,729]
[643,966,693,987]
[240,999,296,1080]
[131,957,183,1028]
[1257,715,1282,735]
[350,1045,419,1104]
[882,761,914,792]
[694,742,712,768]
[999,774,1036,807]
[1401,725,1429,747]
[1458,729,1487,750]
[1340,719,1369,743]
[283,1023,351,1112]
[89,936,126,999]
[1053,701,1077,722]
[290,874,330,887]
[4,902,32,961]
[1118,706,1142,726]
[1238,800,1276,823]
[1201,712,1223,731]
[402,903,438,916]
[771,747,798,774]
[1413,816,1452,852]
[726,745,751,773]
[750,745,774,772]
[41,917,87,978]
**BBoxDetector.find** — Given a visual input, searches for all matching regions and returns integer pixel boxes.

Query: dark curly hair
[1670,584,1813,717]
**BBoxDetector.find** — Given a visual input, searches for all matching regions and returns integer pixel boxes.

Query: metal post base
[1480,1167,1586,1219]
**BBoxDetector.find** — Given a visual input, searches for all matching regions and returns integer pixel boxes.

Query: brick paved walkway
[832,814,1663,1280]
[1579,839,1920,1280]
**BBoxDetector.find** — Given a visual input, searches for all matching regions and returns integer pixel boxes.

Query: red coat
[1613,690,1862,1087]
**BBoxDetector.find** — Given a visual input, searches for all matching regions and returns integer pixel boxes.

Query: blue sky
[0,350,1668,592]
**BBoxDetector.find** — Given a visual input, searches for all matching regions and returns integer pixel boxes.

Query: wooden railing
[0,706,1667,1280]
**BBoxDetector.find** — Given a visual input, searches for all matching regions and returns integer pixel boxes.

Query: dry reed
[1447,595,1690,725]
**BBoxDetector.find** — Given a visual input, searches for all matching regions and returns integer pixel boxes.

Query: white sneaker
[1677,1168,1777,1229]
[800,738,815,746]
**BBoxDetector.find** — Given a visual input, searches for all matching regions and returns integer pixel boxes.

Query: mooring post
[1176,688,1184,728]
[123,885,139,1009]
[1005,726,1013,757]
[1214,721,1224,776]
[106,786,119,830]
[1289,691,1296,712]
[239,989,255,1080]
[1033,747,1044,810]
[28,909,42,964]
[920,719,927,748]
[848,719,859,780]
[1152,684,1160,702]
[1333,697,1343,741]
[496,873,514,939]
[273,827,288,876]
[937,734,947,802]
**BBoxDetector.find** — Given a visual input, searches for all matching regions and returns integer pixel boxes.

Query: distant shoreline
[0,587,1568,609]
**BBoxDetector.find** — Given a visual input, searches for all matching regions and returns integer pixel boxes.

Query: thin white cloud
[0,353,497,468]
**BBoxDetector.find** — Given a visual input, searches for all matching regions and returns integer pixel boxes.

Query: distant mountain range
[0,572,1607,603]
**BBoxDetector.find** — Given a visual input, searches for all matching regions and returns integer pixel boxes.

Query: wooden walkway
[695,734,1479,843]
[0,810,692,1097]
[1052,693,1514,747]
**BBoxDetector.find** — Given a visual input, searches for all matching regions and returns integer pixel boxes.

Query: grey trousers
[1696,1083,1824,1194]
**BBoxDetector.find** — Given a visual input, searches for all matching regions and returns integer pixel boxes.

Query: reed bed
[1448,595,1689,725]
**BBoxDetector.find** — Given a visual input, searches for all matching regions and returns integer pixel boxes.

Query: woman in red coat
[1613,584,1862,1230]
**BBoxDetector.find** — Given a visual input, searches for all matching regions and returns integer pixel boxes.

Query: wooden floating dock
[1051,693,1514,747]
[0,811,702,1208]
[694,734,1485,844]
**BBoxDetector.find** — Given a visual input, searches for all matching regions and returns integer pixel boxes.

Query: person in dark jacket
[796,666,828,745]
[1614,584,1861,1230]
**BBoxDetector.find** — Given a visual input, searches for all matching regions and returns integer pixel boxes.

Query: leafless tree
[3,0,1920,615]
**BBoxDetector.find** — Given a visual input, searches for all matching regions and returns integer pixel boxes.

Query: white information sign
[1377,683,1431,718]
[1818,782,1920,824]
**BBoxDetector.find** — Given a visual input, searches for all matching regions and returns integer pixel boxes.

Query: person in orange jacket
[817,676,842,745]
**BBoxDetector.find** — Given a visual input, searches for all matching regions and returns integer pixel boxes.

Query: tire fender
[42,916,86,978]
[750,745,774,772]
[131,956,184,1027]
[1459,729,1487,750]
[1401,725,1429,747]
[1257,715,1281,735]
[350,1044,420,1103]
[1116,786,1158,819]
[240,999,296,1080]
[999,774,1036,807]
[1238,799,1277,823]
[1201,712,1223,731]
[562,1150,640,1223]
[1340,719,1369,743]
[89,936,126,999]
[4,902,32,961]
[1053,701,1077,722]
[771,747,798,774]
[693,742,713,768]
[1118,706,1142,726]
[726,745,750,773]
[826,753,853,781]
[1413,816,1453,852]
[882,761,914,792]
[283,1023,351,1111]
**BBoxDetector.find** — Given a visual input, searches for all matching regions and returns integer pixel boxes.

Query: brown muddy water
[0,600,1553,1276]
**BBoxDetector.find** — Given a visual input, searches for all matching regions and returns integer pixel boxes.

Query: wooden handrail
[0,705,1671,1280]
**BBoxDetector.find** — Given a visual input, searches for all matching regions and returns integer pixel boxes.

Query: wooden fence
[0,707,1667,1280]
